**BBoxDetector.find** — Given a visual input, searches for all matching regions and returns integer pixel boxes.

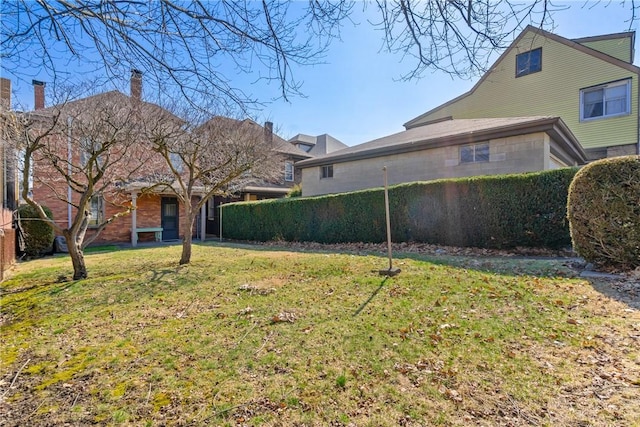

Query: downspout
[131,192,137,247]
[637,73,640,155]
[67,116,72,228]
[2,144,7,209]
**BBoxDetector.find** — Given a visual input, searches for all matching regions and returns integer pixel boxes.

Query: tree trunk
[64,230,88,280]
[179,213,195,265]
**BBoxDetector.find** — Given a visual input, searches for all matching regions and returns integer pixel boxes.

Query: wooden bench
[135,227,163,242]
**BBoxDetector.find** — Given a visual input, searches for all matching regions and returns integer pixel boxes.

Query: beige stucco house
[298,116,586,197]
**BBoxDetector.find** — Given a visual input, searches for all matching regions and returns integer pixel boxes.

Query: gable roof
[200,117,312,159]
[404,26,640,129]
[297,116,586,167]
[572,31,635,62]
[31,90,184,125]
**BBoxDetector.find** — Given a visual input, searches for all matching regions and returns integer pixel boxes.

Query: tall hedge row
[222,168,578,249]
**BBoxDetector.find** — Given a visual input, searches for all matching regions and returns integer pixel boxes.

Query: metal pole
[378,166,400,276]
[383,166,392,270]
[219,202,223,242]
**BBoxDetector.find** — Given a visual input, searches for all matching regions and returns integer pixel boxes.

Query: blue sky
[3,2,638,146]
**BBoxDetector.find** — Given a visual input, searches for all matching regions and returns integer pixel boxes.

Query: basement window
[320,165,333,179]
[460,143,490,163]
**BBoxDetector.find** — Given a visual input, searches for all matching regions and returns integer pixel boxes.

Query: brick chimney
[131,69,142,101]
[33,80,45,110]
[264,121,273,144]
[0,78,10,110]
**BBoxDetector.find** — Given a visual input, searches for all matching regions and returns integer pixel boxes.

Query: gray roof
[201,117,312,159]
[297,116,587,167]
[288,134,317,145]
[288,133,348,156]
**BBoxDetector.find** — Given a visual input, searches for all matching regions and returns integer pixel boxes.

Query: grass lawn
[1,243,638,426]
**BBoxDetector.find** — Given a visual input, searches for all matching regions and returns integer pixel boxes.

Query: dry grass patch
[1,243,638,426]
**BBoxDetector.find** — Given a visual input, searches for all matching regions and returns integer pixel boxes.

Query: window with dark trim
[580,79,631,121]
[320,165,333,179]
[516,48,542,77]
[460,143,490,163]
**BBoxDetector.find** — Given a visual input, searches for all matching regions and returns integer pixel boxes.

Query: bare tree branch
[1,0,352,109]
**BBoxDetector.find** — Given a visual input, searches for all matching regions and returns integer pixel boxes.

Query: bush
[567,155,640,271]
[286,184,302,198]
[18,204,55,257]
[223,168,578,249]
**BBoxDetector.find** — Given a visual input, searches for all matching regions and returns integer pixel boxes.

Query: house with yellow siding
[405,26,639,160]
[298,26,640,197]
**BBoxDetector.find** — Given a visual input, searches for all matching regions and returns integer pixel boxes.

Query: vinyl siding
[412,30,638,151]
[578,37,633,63]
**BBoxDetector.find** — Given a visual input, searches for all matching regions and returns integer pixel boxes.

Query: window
[88,195,104,227]
[80,138,103,168]
[169,152,183,173]
[208,197,216,220]
[321,165,333,179]
[580,80,631,121]
[516,48,542,77]
[297,143,313,152]
[284,161,294,182]
[460,143,490,163]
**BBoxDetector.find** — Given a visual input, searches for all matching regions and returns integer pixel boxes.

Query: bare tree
[12,92,158,279]
[0,1,352,108]
[145,113,282,265]
[4,1,637,100]
[369,1,640,79]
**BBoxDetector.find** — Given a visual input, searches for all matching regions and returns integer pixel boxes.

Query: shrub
[567,155,640,271]
[286,184,302,198]
[18,204,55,257]
[223,168,578,249]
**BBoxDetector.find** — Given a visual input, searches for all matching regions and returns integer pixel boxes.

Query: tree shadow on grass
[0,280,77,323]
[353,277,388,317]
[143,240,640,311]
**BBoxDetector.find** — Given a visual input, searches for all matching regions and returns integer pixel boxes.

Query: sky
[3,1,639,147]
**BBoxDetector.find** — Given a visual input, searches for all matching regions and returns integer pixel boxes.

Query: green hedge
[18,204,55,257]
[222,168,578,249]
[568,155,640,271]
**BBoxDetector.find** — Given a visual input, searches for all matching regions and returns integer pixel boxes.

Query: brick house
[1,77,17,278]
[27,72,311,246]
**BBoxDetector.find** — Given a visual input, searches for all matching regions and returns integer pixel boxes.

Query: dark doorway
[161,197,179,240]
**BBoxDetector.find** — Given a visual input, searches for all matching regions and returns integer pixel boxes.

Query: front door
[161,197,179,240]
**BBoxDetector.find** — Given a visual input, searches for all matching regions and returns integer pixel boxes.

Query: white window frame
[88,195,104,227]
[284,161,294,182]
[460,143,490,164]
[80,138,104,168]
[580,79,631,122]
[320,165,333,179]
